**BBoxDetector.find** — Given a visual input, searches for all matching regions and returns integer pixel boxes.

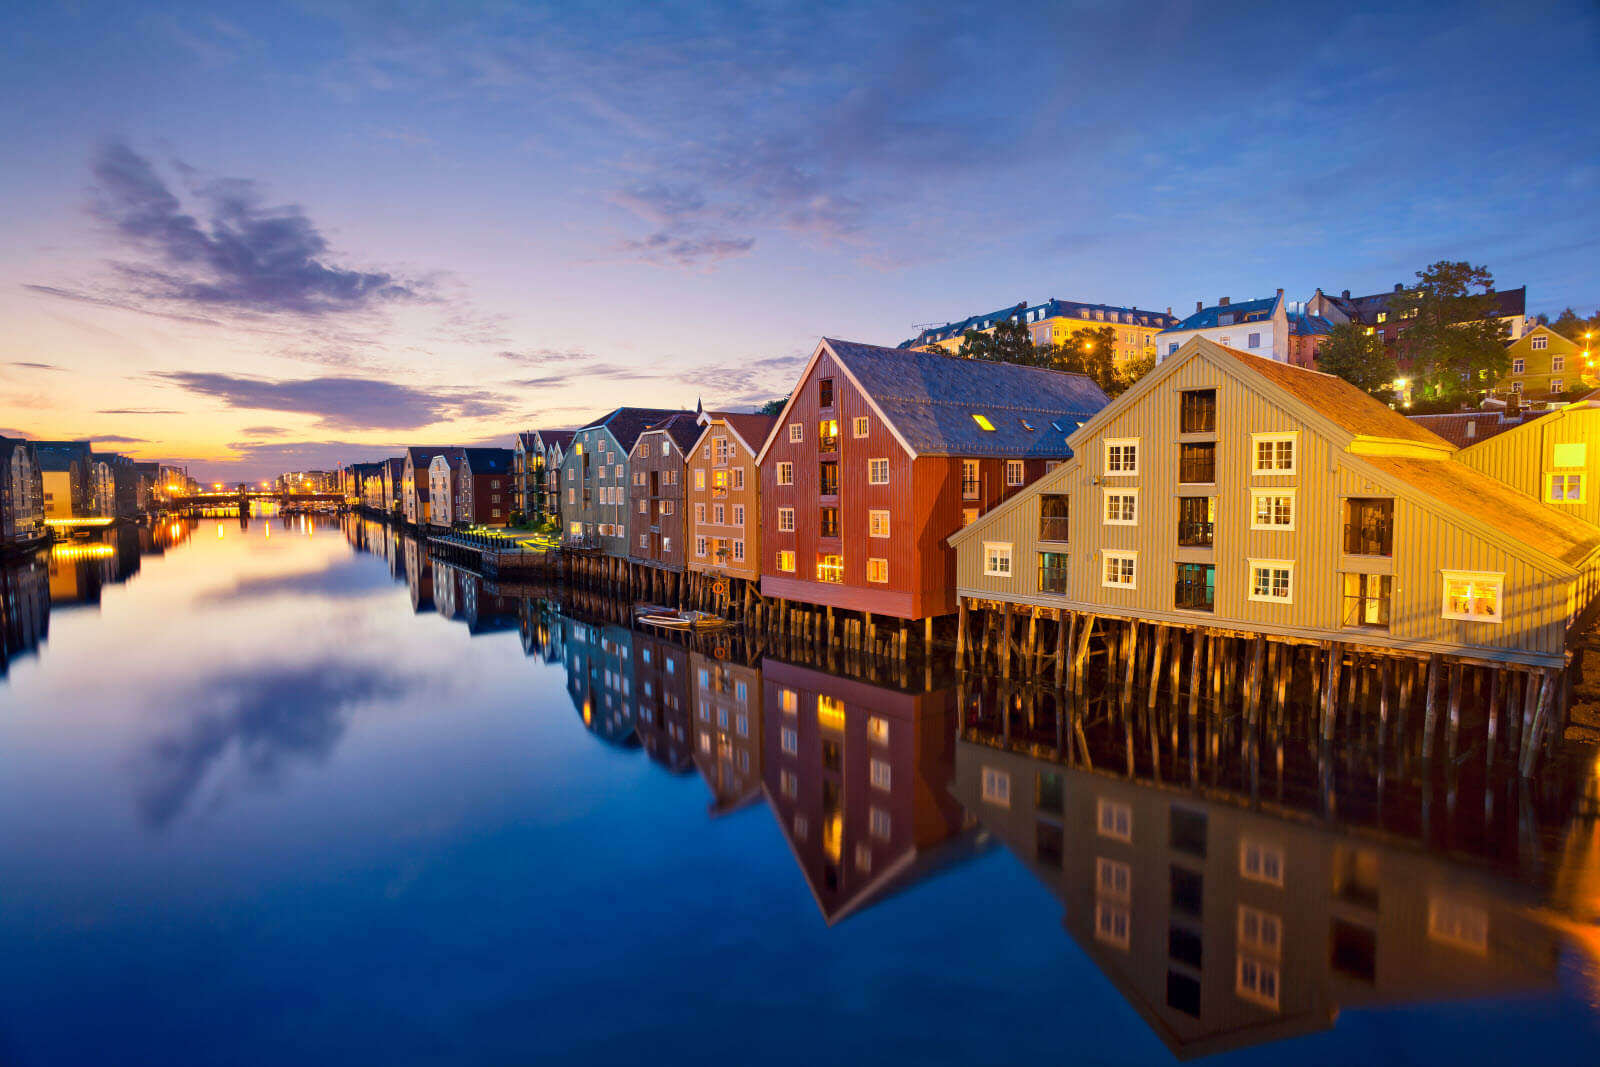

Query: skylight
[972,414,996,431]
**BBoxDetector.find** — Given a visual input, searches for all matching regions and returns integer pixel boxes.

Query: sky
[2,0,1596,482]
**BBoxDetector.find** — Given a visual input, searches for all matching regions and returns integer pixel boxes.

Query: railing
[819,476,840,496]
[818,434,838,453]
[1178,451,1216,484]
[1173,575,1214,612]
[1343,522,1392,557]
[1179,398,1216,433]
[1342,593,1391,628]
[1177,520,1214,547]
[819,511,840,538]
[1038,515,1070,543]
[817,559,844,584]
[1038,564,1069,594]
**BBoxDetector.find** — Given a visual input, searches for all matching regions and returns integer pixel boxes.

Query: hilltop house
[906,298,1178,366]
[627,413,701,575]
[559,407,693,555]
[950,337,1600,668]
[756,338,1109,621]
[1307,283,1530,346]
[457,447,515,526]
[1156,292,1295,365]
[1488,325,1592,401]
[686,410,777,591]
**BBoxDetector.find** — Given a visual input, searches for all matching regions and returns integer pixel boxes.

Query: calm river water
[0,512,1597,1066]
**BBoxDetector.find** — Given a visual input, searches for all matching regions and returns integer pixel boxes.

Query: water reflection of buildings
[0,552,49,675]
[46,524,148,608]
[762,659,983,925]
[691,653,763,815]
[563,616,639,748]
[952,707,1581,1060]
[634,631,694,773]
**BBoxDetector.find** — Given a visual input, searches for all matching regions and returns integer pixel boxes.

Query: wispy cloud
[497,348,596,366]
[97,407,181,415]
[82,434,148,444]
[9,361,62,371]
[158,371,508,431]
[84,141,422,316]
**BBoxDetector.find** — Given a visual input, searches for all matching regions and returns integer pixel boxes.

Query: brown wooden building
[756,338,1109,620]
[457,447,515,526]
[628,413,701,573]
[686,410,777,586]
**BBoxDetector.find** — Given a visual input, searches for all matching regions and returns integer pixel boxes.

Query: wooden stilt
[1445,662,1463,764]
[1420,654,1442,761]
[956,599,969,667]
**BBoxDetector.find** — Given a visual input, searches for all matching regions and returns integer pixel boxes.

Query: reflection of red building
[761,659,978,924]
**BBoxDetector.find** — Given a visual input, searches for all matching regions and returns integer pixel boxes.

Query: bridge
[164,490,348,513]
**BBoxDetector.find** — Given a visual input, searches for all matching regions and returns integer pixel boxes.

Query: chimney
[1166,306,1172,317]
[1394,283,1404,292]
[1276,288,1284,298]
[1219,297,1231,307]
[1196,300,1203,313]
[1341,289,1351,299]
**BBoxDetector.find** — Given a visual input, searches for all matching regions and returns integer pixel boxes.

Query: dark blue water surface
[1,514,1597,1066]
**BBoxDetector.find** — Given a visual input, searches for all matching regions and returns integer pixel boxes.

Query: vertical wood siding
[1456,407,1600,528]
[686,420,763,582]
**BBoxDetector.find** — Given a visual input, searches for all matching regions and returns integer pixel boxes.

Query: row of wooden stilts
[956,600,1568,779]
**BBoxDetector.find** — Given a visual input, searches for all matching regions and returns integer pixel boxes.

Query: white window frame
[983,541,1013,577]
[867,457,890,485]
[777,461,793,486]
[1095,856,1131,898]
[1249,488,1296,531]
[1235,955,1280,1011]
[866,557,888,583]
[1427,894,1489,955]
[1251,431,1298,475]
[777,507,795,532]
[1240,839,1285,886]
[869,807,891,840]
[1102,550,1137,589]
[1005,459,1024,486]
[1104,437,1139,476]
[1096,797,1132,842]
[1531,335,1548,351]
[868,509,890,538]
[852,416,869,437]
[980,766,1011,807]
[788,423,803,443]
[1103,488,1138,526]
[1238,905,1282,959]
[1552,354,1566,372]
[1512,357,1526,373]
[777,549,795,573]
[1548,472,1585,503]
[1441,570,1503,623]
[1248,558,1294,604]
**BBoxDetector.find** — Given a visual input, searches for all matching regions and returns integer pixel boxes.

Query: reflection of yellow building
[907,299,1178,366]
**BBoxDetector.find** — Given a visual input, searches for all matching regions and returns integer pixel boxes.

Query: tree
[756,396,788,415]
[1389,261,1509,402]
[1042,325,1121,395]
[1316,322,1397,397]
[1549,307,1600,344]
[1110,352,1156,398]
[954,312,1039,365]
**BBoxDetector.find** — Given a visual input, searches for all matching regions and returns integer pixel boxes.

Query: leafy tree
[1316,322,1397,396]
[1388,261,1509,402]
[1043,325,1121,394]
[1110,352,1156,398]
[1549,307,1600,343]
[954,312,1039,365]
[756,396,789,415]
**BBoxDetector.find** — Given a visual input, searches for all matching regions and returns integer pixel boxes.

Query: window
[961,459,980,499]
[1553,354,1566,372]
[1104,438,1139,475]
[1531,335,1548,350]
[713,504,724,524]
[1178,495,1214,547]
[1175,562,1215,612]
[780,768,797,798]
[1038,551,1068,594]
[1251,432,1297,474]
[1247,331,1261,348]
[777,462,793,486]
[1442,570,1502,622]
[778,507,795,531]
[816,694,844,731]
[1512,357,1526,374]
[1097,798,1132,841]
[868,509,890,537]
[818,377,833,407]
[695,536,707,557]
[732,468,744,490]
[1249,560,1293,603]
[817,554,843,583]
[818,419,839,450]
[852,416,868,437]
[1236,956,1280,1010]
[1238,905,1282,958]
[1554,443,1587,467]
[1005,459,1024,486]
[1240,839,1284,886]
[1104,490,1138,525]
[1170,807,1207,858]
[1552,378,1565,393]
[1342,572,1391,629]
[1039,494,1069,542]
[855,843,872,873]
[1096,857,1131,898]
[777,549,795,572]
[818,505,838,537]
[867,557,888,583]
[868,457,889,485]
[788,423,803,443]
[869,807,891,839]
[819,461,839,495]
[1512,380,1524,394]
[1250,490,1295,530]
[867,716,889,745]
[869,758,891,790]
[1036,771,1064,814]
[1344,497,1393,556]
[983,542,1013,577]
[1103,551,1136,588]
[1550,472,1586,501]
[780,688,797,714]
[1427,895,1489,954]
[731,539,744,561]
[1179,442,1215,483]
[695,503,706,523]
[972,413,995,431]
[781,727,797,755]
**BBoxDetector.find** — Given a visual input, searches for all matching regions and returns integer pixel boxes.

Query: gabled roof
[905,297,1179,347]
[1163,295,1278,333]
[579,407,695,451]
[538,428,576,450]
[706,411,779,455]
[1213,344,1451,449]
[1330,284,1526,325]
[761,338,1108,462]
[462,447,513,474]
[1287,311,1335,336]
[638,411,701,454]
[405,446,454,466]
[516,432,539,452]
[1406,410,1551,449]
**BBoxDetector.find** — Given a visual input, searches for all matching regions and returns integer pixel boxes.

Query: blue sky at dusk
[2,0,1596,480]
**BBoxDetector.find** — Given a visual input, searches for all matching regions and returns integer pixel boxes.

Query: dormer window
[1219,312,1234,325]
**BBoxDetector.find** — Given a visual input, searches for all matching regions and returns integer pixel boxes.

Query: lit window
[777,462,793,486]
[1240,839,1284,886]
[868,458,889,485]
[1251,432,1297,474]
[777,549,795,572]
[868,509,890,537]
[1549,473,1585,502]
[780,688,797,714]
[1104,490,1138,525]
[1096,798,1132,841]
[1250,490,1295,530]
[1104,438,1139,475]
[1102,551,1136,588]
[866,557,888,583]
[816,554,844,583]
[869,757,891,790]
[867,715,889,745]
[788,423,803,443]
[981,766,1011,807]
[1005,459,1024,486]
[1248,331,1261,348]
[853,416,869,437]
[1442,570,1502,622]
[983,541,1013,577]
[1249,560,1293,603]
[972,413,996,431]
[817,694,845,731]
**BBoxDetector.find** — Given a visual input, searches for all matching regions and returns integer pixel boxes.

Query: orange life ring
[712,579,729,598]
[713,643,729,660]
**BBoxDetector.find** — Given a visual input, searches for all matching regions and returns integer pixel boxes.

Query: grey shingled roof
[582,407,695,451]
[823,338,1109,458]
[640,412,702,454]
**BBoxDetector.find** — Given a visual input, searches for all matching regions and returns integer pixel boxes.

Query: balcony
[1038,552,1069,594]
[819,507,840,539]
[1344,498,1394,556]
[1039,515,1071,543]
[817,556,844,584]
[819,461,840,497]
[1178,443,1216,484]
[1177,519,1214,548]
[1180,389,1217,433]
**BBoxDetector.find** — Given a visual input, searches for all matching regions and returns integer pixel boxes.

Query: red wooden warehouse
[756,338,1108,620]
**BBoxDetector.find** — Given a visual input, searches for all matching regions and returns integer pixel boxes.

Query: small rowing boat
[633,604,730,631]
